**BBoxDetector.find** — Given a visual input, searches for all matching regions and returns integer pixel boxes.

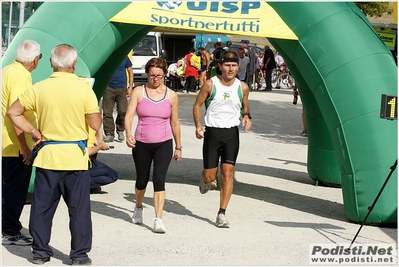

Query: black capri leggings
[132,139,173,192]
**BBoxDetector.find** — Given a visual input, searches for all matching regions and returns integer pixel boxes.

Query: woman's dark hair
[145,57,168,74]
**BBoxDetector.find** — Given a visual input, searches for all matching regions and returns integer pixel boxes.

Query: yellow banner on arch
[110,1,298,40]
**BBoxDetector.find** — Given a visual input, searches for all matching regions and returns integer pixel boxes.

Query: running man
[193,50,252,228]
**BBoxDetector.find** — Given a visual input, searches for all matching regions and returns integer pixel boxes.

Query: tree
[355,2,393,17]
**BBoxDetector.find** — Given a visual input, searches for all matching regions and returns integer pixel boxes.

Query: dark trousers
[184,76,196,92]
[166,76,183,91]
[102,86,128,136]
[2,155,32,236]
[89,159,118,189]
[29,168,92,261]
[172,77,183,91]
[266,69,273,90]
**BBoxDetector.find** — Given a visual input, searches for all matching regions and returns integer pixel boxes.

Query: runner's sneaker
[199,178,211,194]
[132,206,143,224]
[153,218,166,233]
[215,213,230,228]
[2,234,32,246]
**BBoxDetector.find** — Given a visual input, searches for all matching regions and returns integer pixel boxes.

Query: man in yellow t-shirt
[6,44,102,265]
[2,40,41,246]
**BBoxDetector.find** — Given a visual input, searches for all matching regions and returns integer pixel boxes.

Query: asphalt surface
[2,88,397,266]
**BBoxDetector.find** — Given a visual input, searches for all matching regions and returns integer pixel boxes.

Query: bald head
[50,44,78,72]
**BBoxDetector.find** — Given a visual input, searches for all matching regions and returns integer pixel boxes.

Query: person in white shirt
[275,52,285,68]
[193,51,252,228]
[166,60,183,91]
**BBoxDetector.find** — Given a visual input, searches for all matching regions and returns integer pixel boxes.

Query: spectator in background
[183,48,199,93]
[102,56,134,143]
[166,59,184,91]
[237,47,250,83]
[198,47,211,87]
[275,51,285,70]
[223,41,232,51]
[2,40,41,246]
[301,108,307,137]
[293,85,307,137]
[263,45,276,91]
[210,42,225,77]
[255,51,265,88]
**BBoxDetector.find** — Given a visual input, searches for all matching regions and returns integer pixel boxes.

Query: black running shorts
[202,126,240,169]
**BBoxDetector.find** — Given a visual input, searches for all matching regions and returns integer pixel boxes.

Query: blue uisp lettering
[186,1,260,14]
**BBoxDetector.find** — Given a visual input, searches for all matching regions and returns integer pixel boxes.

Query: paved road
[2,89,397,266]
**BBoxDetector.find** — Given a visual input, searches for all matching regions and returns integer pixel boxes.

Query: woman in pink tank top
[124,58,182,234]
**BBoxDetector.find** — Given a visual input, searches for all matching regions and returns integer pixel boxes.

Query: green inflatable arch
[2,2,397,224]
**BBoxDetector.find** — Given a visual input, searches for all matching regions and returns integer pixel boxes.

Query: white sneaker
[182,90,187,93]
[215,213,229,228]
[132,206,143,224]
[153,218,166,233]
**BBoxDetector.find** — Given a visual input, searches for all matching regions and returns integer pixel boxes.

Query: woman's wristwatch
[175,146,182,151]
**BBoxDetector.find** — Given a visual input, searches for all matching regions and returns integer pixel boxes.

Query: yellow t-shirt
[2,61,37,156]
[87,127,96,148]
[18,72,100,170]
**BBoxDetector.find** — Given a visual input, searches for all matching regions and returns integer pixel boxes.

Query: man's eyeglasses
[148,74,164,80]
[38,53,42,59]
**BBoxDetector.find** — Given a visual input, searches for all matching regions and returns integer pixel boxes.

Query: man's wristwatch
[242,113,252,119]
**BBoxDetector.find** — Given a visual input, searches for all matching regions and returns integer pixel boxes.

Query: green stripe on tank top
[205,84,217,109]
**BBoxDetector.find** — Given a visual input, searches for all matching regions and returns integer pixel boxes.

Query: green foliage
[355,2,393,17]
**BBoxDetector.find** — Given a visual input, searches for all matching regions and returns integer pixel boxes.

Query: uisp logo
[157,1,182,10]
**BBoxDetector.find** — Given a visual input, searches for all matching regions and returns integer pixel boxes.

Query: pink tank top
[134,86,173,143]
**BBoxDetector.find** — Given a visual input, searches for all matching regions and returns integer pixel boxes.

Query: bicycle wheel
[278,73,292,89]
[256,71,265,89]
[271,69,279,88]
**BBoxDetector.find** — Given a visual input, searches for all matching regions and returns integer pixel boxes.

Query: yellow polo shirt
[18,72,100,170]
[2,61,37,156]
[87,127,96,148]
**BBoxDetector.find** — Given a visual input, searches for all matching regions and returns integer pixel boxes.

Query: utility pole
[7,1,13,47]
[19,1,25,29]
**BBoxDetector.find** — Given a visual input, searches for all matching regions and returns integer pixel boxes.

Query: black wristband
[175,146,182,151]
[242,113,252,119]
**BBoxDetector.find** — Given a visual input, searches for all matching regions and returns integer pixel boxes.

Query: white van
[132,32,168,85]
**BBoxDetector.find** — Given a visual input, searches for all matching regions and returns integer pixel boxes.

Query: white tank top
[204,76,243,128]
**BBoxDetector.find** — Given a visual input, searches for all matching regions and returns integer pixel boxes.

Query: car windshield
[133,36,157,56]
